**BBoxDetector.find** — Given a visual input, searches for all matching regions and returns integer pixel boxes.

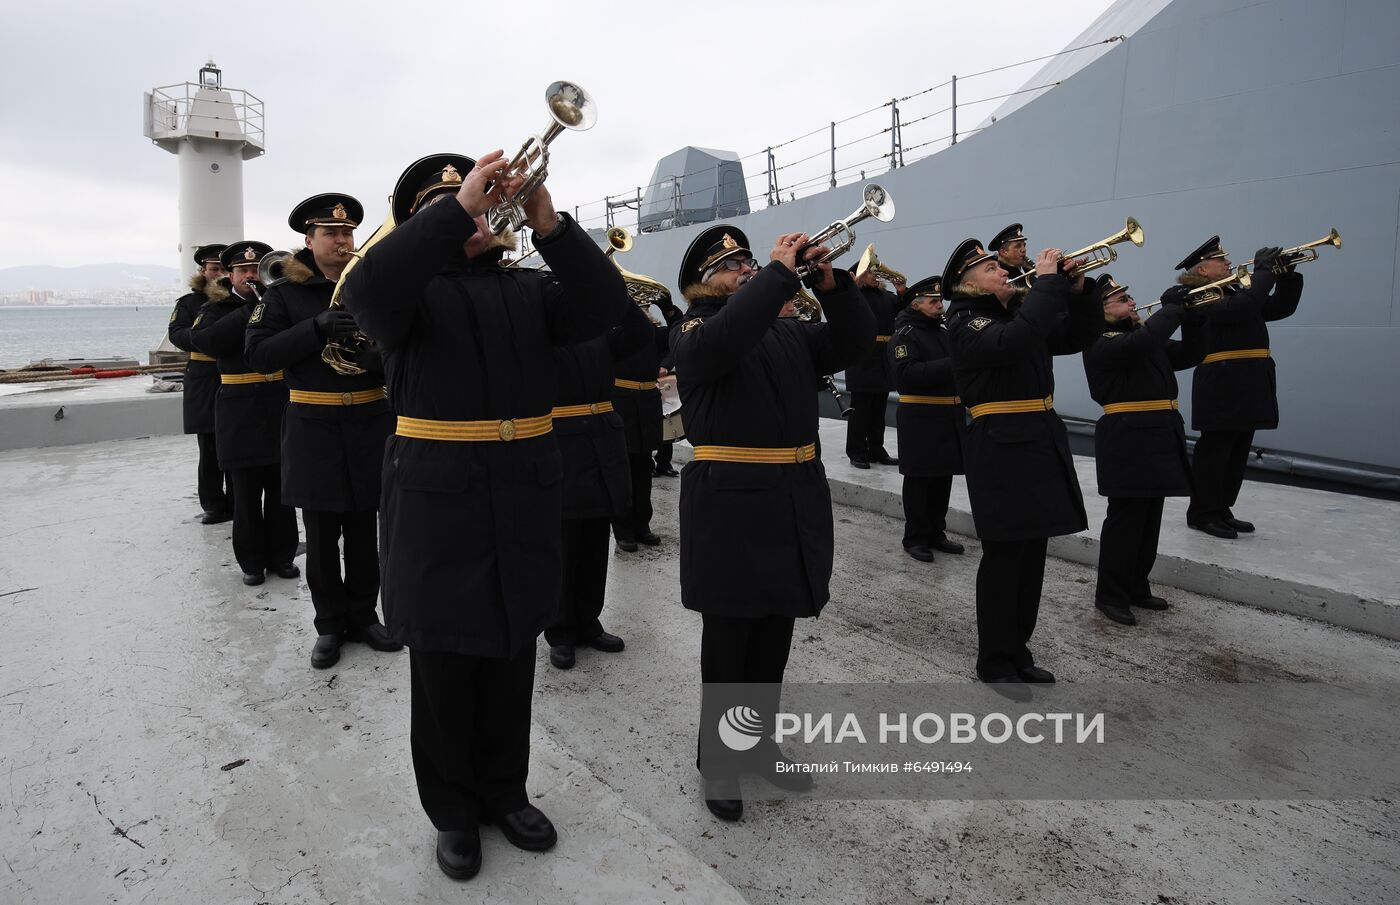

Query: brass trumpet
[1134,265,1252,315]
[321,209,395,376]
[794,184,896,280]
[487,80,597,236]
[854,243,906,286]
[1251,228,1341,274]
[1009,217,1144,287]
[603,226,633,258]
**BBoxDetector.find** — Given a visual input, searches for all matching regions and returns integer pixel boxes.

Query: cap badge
[243,246,257,261]
[721,234,738,250]
[441,165,462,184]
[332,203,347,220]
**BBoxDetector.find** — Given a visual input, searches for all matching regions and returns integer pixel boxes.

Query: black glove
[1253,246,1282,274]
[1158,285,1191,308]
[314,309,358,341]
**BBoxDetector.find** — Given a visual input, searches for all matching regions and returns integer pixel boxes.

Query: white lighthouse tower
[143,61,265,279]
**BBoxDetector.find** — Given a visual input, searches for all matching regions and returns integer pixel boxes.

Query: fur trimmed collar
[682,280,732,303]
[189,273,208,292]
[282,252,316,285]
[206,277,230,303]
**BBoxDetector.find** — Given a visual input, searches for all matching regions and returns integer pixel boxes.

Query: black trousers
[228,464,299,575]
[545,516,610,646]
[654,440,674,470]
[196,431,231,513]
[1095,497,1165,607]
[302,509,381,636]
[975,537,1048,679]
[902,474,953,548]
[409,646,535,830]
[611,452,653,540]
[697,613,796,780]
[1187,429,1254,523]
[845,391,890,461]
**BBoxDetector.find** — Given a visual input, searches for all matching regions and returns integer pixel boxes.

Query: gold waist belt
[188,352,215,362]
[692,443,817,464]
[395,413,552,442]
[969,395,1054,419]
[1102,398,1178,415]
[875,335,892,343]
[551,401,614,418]
[1202,348,1270,365]
[614,378,658,391]
[289,388,387,406]
[899,394,961,405]
[221,370,284,385]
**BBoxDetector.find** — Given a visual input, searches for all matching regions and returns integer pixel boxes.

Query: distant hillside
[0,263,182,291]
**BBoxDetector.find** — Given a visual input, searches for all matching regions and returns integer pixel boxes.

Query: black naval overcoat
[611,304,684,454]
[166,277,219,434]
[554,301,654,520]
[244,249,393,513]
[671,264,876,619]
[888,307,965,478]
[190,283,288,470]
[945,273,1101,541]
[1190,269,1303,432]
[340,201,630,658]
[1082,304,1207,498]
[843,284,905,393]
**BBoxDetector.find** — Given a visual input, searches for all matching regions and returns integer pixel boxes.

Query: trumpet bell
[257,250,295,288]
[545,80,596,132]
[862,184,895,223]
[606,226,633,256]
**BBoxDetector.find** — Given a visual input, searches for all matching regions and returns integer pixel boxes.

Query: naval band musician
[545,286,658,669]
[167,243,232,524]
[888,275,966,563]
[190,241,300,586]
[245,193,402,670]
[340,151,631,881]
[1081,275,1206,625]
[843,263,906,469]
[673,225,875,823]
[943,238,1101,698]
[990,222,1034,289]
[1180,237,1302,539]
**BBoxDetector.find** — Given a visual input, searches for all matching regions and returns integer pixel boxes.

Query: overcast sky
[0,0,1118,270]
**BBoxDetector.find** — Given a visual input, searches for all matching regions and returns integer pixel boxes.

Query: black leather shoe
[270,562,301,579]
[904,545,934,563]
[348,623,403,652]
[849,458,871,470]
[1188,518,1238,540]
[311,633,342,669]
[435,829,482,881]
[654,465,679,477]
[981,675,1032,702]
[242,572,265,586]
[637,530,661,546]
[1017,665,1056,684]
[1223,516,1255,533]
[873,454,900,466]
[703,778,744,821]
[200,509,233,525]
[615,537,638,553]
[1096,602,1137,625]
[1133,595,1170,611]
[549,645,575,669]
[488,805,557,852]
[587,632,625,653]
[930,535,965,555]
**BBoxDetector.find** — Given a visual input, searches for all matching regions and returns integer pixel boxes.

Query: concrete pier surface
[3,433,1400,904]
